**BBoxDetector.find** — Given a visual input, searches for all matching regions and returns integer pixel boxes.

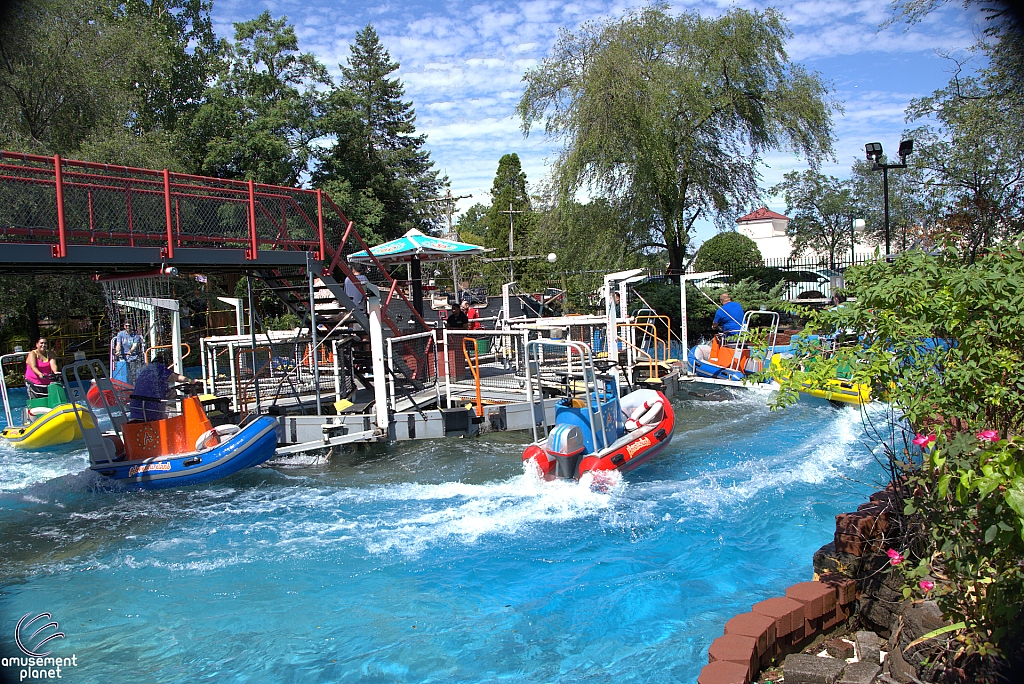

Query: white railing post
[365,284,388,430]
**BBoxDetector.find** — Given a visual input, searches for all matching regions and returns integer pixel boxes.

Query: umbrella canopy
[348,228,486,264]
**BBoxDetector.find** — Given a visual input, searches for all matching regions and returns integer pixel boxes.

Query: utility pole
[425,189,472,298]
[501,202,525,282]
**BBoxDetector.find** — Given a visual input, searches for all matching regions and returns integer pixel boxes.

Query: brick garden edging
[697,484,900,684]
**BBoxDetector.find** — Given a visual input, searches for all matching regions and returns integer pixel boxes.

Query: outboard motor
[545,424,586,479]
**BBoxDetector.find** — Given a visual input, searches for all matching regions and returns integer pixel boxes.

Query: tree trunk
[26,293,39,345]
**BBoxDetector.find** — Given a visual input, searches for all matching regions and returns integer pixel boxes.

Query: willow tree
[517,5,838,274]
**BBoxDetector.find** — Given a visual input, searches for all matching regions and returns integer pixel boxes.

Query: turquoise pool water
[0,390,885,682]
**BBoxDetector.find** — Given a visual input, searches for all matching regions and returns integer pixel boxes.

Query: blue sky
[211,0,985,246]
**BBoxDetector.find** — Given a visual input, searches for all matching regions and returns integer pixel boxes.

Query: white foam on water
[0,442,90,492]
[658,402,880,518]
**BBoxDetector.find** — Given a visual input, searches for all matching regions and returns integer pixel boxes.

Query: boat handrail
[61,359,127,466]
[0,351,29,427]
[524,339,612,452]
[731,310,780,372]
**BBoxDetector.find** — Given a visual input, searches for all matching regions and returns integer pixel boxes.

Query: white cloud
[208,0,982,222]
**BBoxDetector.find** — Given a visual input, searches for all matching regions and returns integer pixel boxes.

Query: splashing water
[0,394,886,682]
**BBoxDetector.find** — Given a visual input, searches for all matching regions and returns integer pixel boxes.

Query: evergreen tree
[315,24,444,242]
[189,12,329,185]
[484,153,533,256]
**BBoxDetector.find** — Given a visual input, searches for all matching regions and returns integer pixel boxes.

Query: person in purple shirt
[712,292,745,337]
[129,353,199,421]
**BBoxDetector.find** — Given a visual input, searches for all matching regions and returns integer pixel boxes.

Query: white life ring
[625,401,663,431]
[195,424,242,452]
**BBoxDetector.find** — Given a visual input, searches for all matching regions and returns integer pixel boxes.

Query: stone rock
[855,557,904,637]
[814,542,863,578]
[855,630,881,665]
[782,654,846,684]
[837,660,882,684]
[892,601,948,670]
[885,641,917,684]
[823,637,855,659]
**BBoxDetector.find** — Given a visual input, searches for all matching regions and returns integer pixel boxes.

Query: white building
[735,207,874,263]
[736,207,793,261]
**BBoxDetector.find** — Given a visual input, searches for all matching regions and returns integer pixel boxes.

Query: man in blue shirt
[114,322,145,383]
[712,292,745,337]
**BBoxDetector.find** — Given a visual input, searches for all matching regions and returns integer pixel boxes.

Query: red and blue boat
[519,341,674,480]
[63,360,278,490]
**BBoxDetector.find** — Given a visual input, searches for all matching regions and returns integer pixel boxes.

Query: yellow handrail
[633,313,674,360]
[615,322,660,379]
[461,337,483,417]
[147,343,192,363]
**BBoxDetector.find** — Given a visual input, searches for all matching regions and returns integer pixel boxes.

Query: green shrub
[693,232,762,272]
[770,242,1024,661]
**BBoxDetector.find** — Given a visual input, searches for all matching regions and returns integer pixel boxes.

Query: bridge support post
[247,179,258,260]
[162,169,174,259]
[53,154,67,258]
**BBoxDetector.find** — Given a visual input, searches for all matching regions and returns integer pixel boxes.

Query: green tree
[530,197,652,309]
[484,153,533,257]
[904,75,1024,261]
[455,203,489,245]
[190,11,329,185]
[772,170,856,268]
[0,0,215,168]
[315,24,444,242]
[693,232,762,272]
[517,5,837,275]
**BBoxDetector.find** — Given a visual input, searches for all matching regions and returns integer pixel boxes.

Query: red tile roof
[737,207,789,223]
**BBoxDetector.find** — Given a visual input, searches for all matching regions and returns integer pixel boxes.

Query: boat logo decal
[128,462,172,476]
[626,435,652,458]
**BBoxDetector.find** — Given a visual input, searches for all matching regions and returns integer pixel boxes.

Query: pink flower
[976,430,999,442]
[912,434,936,448]
[919,580,935,593]
[887,548,905,565]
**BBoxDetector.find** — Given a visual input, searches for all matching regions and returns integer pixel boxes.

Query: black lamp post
[865,140,913,257]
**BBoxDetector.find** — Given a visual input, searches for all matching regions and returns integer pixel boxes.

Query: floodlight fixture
[865,142,883,161]
[898,139,914,158]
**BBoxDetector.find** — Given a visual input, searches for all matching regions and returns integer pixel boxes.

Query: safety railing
[443,328,536,408]
[385,330,440,411]
[616,322,660,380]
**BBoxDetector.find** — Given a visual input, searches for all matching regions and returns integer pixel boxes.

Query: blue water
[0,391,886,683]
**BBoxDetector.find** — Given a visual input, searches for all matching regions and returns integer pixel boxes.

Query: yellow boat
[1,403,96,448]
[769,353,872,405]
[1,373,97,449]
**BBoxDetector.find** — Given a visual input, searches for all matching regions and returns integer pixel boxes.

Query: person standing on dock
[712,292,744,337]
[345,265,371,308]
[114,321,145,384]
[462,299,482,331]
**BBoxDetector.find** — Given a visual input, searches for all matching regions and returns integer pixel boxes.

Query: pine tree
[485,153,533,256]
[315,24,444,242]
